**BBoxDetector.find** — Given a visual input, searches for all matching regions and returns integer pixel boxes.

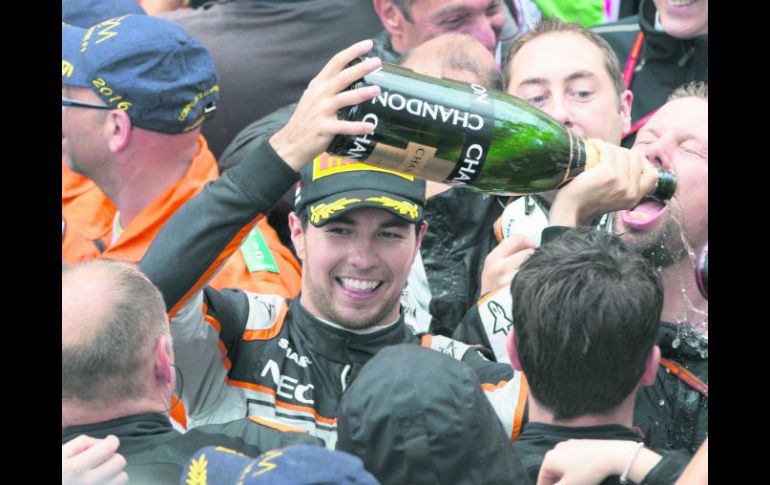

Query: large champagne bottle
[327,61,676,199]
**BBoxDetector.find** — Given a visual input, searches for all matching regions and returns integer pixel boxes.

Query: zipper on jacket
[677,46,695,67]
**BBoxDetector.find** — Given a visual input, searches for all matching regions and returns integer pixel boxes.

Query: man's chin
[614,212,686,268]
[326,300,392,330]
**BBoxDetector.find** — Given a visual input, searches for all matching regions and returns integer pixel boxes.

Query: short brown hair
[62,260,169,404]
[504,18,625,99]
[511,228,662,420]
[400,33,503,90]
[667,81,708,103]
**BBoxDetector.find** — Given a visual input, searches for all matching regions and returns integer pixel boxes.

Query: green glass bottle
[327,61,676,199]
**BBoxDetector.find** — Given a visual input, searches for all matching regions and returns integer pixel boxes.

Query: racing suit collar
[290,299,417,366]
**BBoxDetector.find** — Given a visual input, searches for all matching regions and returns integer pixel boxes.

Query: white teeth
[669,0,696,6]
[340,278,380,291]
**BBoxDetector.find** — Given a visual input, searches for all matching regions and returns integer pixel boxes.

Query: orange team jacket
[62,137,302,428]
[62,136,302,298]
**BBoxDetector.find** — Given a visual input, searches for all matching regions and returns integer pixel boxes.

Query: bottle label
[446,83,496,186]
[364,141,456,180]
[337,65,497,186]
[401,142,437,174]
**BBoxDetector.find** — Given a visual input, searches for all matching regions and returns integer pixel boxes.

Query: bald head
[62,260,169,405]
[62,260,122,347]
[400,33,502,89]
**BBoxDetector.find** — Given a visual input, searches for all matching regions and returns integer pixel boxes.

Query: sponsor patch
[311,153,413,181]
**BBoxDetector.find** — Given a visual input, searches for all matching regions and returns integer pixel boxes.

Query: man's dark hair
[510,228,662,420]
[504,17,625,102]
[62,260,169,404]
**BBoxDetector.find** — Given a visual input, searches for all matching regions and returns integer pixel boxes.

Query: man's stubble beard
[303,265,403,331]
[613,205,691,269]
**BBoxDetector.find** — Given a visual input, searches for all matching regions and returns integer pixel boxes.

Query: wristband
[619,442,645,484]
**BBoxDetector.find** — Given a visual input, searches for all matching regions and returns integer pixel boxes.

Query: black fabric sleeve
[140,141,299,311]
[461,349,514,384]
[641,449,691,485]
[452,304,494,350]
[218,103,297,173]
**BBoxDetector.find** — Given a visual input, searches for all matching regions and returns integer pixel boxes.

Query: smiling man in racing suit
[139,40,527,449]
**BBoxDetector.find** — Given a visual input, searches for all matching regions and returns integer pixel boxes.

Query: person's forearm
[140,140,298,313]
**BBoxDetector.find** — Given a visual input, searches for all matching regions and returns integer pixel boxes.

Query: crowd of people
[62,0,707,483]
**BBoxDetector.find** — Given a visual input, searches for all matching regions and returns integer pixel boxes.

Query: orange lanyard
[622,32,658,138]
[623,32,646,89]
[622,32,707,139]
[659,357,708,398]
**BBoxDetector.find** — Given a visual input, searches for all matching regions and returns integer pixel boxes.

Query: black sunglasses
[62,98,112,110]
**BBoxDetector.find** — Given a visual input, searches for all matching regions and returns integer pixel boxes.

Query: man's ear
[105,109,133,153]
[507,330,523,371]
[640,344,661,387]
[288,212,306,262]
[154,334,173,385]
[373,0,409,37]
[415,220,428,249]
[619,89,633,135]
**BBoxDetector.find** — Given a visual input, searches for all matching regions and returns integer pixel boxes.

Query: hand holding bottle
[548,139,661,227]
[269,40,382,172]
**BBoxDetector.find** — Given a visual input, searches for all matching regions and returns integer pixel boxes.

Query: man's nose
[346,238,378,270]
[548,96,574,131]
[464,17,497,52]
[641,137,674,171]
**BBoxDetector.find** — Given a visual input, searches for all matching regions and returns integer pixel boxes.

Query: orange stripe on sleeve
[247,416,309,433]
[169,215,264,318]
[199,302,232,371]
[229,380,337,426]
[477,288,501,307]
[481,379,508,392]
[511,373,528,442]
[420,334,432,348]
[242,302,289,341]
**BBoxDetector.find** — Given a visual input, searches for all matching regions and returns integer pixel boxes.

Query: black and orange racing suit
[140,141,528,449]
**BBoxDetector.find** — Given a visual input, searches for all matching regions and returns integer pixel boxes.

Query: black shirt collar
[62,413,179,455]
[290,298,417,366]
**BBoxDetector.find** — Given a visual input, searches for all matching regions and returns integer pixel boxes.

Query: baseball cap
[294,153,426,227]
[62,0,146,28]
[61,14,219,134]
[180,445,380,485]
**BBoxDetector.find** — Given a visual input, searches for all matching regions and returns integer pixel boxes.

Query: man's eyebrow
[327,214,410,229]
[680,134,708,154]
[328,214,355,225]
[565,70,598,83]
[515,77,549,88]
[431,3,469,18]
[380,217,411,229]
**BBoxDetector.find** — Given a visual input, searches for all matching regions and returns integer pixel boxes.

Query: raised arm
[140,40,382,314]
